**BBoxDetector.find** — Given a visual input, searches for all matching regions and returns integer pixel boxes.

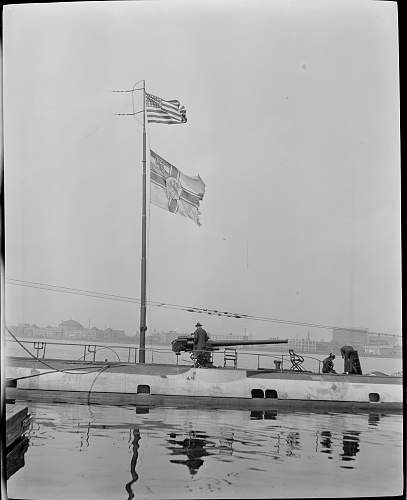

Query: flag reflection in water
[167,430,234,476]
[167,431,215,475]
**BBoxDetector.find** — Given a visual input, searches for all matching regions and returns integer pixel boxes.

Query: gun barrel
[208,339,288,347]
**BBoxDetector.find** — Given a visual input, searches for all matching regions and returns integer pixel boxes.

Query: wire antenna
[115,111,143,116]
[112,79,144,93]
[112,88,143,93]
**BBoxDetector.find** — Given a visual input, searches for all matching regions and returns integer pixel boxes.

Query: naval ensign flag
[150,150,205,226]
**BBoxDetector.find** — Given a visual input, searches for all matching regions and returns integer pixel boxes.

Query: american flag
[145,92,187,124]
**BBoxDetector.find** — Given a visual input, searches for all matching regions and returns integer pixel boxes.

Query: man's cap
[195,322,202,327]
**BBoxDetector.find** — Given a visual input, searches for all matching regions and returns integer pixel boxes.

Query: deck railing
[6,338,323,373]
[7,338,139,363]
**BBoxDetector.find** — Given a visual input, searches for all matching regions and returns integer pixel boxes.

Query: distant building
[59,319,84,330]
[289,337,317,353]
[59,319,84,338]
[10,320,128,343]
[10,324,35,338]
[100,327,126,340]
[367,332,394,347]
[364,344,402,357]
[146,330,181,345]
[332,328,369,348]
[211,333,249,342]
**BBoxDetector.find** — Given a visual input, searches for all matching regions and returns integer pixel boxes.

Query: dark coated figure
[192,322,211,367]
[322,353,336,374]
[193,322,209,351]
[340,345,362,374]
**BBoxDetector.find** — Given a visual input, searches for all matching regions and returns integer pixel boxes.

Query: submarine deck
[7,355,402,384]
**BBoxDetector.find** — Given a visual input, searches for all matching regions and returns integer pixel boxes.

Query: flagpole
[139,79,147,363]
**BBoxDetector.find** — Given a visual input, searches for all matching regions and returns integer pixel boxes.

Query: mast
[114,81,188,362]
[139,80,147,363]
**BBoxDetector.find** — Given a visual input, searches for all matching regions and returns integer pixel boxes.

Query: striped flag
[145,92,187,124]
[150,150,205,226]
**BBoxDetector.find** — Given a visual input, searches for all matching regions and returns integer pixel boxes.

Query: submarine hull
[6,356,402,411]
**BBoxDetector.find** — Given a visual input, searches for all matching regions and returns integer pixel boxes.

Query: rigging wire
[86,364,114,406]
[7,279,141,303]
[6,278,401,337]
[113,81,144,125]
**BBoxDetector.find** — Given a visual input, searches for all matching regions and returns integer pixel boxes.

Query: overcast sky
[3,0,400,341]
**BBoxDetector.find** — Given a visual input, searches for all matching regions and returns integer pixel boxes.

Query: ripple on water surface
[7,402,403,499]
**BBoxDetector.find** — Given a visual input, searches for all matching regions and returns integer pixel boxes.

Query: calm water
[7,402,403,499]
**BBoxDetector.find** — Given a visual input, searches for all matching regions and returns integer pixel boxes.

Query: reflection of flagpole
[125,427,141,500]
[139,80,147,363]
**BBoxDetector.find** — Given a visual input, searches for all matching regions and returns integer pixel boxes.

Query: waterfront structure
[241,331,401,358]
[331,327,401,357]
[9,321,127,342]
[59,319,85,338]
[212,333,249,342]
[331,327,369,349]
[145,330,180,345]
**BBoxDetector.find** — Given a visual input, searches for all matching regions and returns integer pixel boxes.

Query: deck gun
[171,335,288,367]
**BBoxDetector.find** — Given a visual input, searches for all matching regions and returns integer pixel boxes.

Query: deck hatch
[137,384,150,394]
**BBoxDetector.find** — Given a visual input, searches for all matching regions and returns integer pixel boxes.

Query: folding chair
[289,349,304,371]
[223,348,238,369]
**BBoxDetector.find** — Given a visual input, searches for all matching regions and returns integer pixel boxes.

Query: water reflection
[125,428,141,500]
[79,422,90,451]
[320,431,333,457]
[30,407,380,474]
[250,410,278,420]
[368,413,381,427]
[135,406,150,414]
[167,431,215,475]
[340,431,360,468]
[285,431,301,456]
[218,437,234,455]
[16,403,401,500]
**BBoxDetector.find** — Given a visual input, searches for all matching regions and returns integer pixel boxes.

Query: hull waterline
[6,356,403,411]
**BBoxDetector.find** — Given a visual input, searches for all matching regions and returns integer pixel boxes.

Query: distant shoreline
[7,335,402,360]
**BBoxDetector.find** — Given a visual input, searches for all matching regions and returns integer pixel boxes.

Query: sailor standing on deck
[193,322,209,352]
[192,322,211,367]
[340,345,356,374]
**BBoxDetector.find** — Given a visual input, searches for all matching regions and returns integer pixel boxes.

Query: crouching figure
[322,353,336,374]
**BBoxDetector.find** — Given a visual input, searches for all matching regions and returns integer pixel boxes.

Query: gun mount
[171,335,288,368]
